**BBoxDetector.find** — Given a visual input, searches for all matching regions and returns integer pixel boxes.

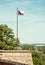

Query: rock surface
[0,50,33,65]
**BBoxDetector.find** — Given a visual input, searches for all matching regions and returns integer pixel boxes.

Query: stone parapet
[0,50,33,65]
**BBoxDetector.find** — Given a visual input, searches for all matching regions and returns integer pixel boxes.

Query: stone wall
[0,50,33,65]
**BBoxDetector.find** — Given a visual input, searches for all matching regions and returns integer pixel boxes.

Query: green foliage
[0,41,6,49]
[32,52,41,58]
[33,57,42,65]
[4,45,16,50]
[32,51,44,65]
[0,24,20,50]
[21,44,31,50]
[42,48,45,54]
[30,45,35,51]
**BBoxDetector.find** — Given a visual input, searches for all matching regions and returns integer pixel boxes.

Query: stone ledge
[0,50,33,65]
[0,50,31,53]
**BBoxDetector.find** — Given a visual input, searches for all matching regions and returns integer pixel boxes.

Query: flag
[18,10,24,15]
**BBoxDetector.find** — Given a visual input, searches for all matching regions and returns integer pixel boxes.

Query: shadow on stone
[0,59,28,65]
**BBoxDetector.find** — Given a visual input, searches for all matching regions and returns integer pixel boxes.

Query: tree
[0,24,20,50]
[32,51,43,65]
[21,44,31,50]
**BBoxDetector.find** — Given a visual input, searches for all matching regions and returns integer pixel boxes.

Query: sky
[0,0,45,44]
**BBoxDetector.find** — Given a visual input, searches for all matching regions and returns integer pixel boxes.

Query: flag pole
[16,8,18,45]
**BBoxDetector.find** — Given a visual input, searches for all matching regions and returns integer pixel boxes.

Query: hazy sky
[0,0,45,44]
